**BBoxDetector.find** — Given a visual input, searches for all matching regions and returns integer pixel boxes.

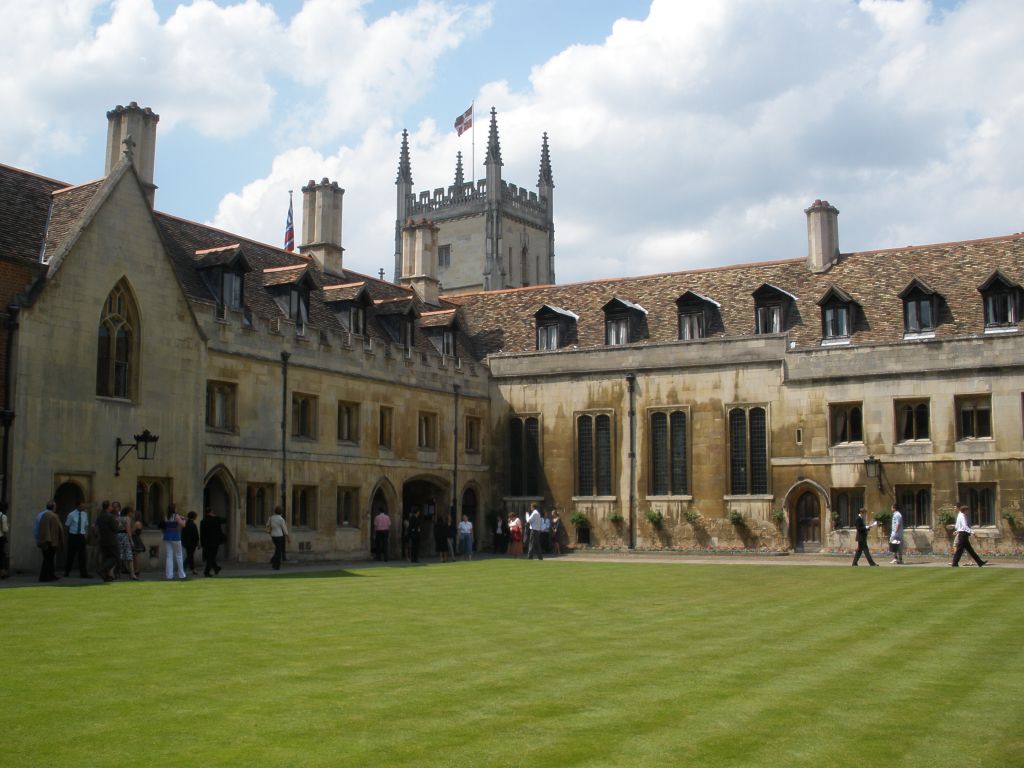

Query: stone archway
[402,476,448,558]
[54,481,85,523]
[203,468,237,560]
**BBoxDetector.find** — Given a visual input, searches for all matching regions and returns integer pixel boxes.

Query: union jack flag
[284,193,294,252]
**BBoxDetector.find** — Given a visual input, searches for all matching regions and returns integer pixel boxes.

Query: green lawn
[5,560,1023,767]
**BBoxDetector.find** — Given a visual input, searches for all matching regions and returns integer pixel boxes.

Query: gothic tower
[393,108,555,294]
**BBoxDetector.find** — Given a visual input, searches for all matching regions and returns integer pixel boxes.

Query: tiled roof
[321,282,368,304]
[418,309,457,328]
[448,233,1024,356]
[262,264,314,288]
[41,180,105,262]
[0,164,68,264]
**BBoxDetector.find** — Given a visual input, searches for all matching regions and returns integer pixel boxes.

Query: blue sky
[3,0,1021,285]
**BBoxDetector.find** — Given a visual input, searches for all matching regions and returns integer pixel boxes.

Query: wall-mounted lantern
[115,429,159,477]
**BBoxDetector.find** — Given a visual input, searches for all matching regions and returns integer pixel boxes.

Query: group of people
[496,504,561,560]
[371,506,476,564]
[29,499,227,583]
[851,502,990,567]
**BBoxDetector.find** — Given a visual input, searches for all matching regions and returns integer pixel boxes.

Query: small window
[438,244,451,268]
[400,317,414,351]
[96,281,138,399]
[417,411,438,450]
[678,311,705,341]
[830,403,863,445]
[959,484,996,527]
[336,487,358,527]
[900,280,938,335]
[246,483,273,528]
[205,381,238,432]
[979,271,1021,329]
[379,406,394,449]
[895,486,931,528]
[465,416,481,453]
[895,400,929,442]
[956,395,992,440]
[291,485,317,528]
[291,393,318,439]
[337,401,359,443]
[136,478,171,528]
[442,329,455,357]
[350,305,365,336]
[756,305,782,334]
[537,323,559,351]
[606,316,629,345]
[831,488,864,529]
[509,416,540,497]
[288,287,309,329]
[822,304,849,339]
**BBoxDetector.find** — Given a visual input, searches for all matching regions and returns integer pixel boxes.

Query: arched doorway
[402,477,447,558]
[54,481,85,523]
[794,491,821,552]
[203,472,235,559]
[369,487,400,561]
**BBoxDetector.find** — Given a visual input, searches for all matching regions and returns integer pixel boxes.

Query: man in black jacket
[851,508,878,566]
[200,508,225,576]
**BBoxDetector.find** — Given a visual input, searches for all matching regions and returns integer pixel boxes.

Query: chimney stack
[805,199,839,273]
[399,218,440,306]
[105,102,159,207]
[299,178,345,275]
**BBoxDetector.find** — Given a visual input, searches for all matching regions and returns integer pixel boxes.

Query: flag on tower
[454,104,473,136]
[284,192,295,252]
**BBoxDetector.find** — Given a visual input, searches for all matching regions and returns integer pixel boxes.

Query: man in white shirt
[526,503,544,560]
[373,508,391,562]
[64,501,91,578]
[888,503,903,565]
[268,506,289,570]
[951,503,988,567]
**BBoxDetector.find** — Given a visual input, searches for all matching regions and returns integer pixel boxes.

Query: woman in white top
[457,515,474,560]
[267,506,289,570]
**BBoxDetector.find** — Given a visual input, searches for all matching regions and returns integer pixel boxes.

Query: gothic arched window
[96,282,139,399]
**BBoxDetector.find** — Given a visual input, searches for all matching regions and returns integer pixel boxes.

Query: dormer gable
[977,270,1022,330]
[322,281,371,335]
[898,277,941,336]
[374,296,419,350]
[263,264,319,334]
[420,308,460,356]
[752,283,797,335]
[195,244,252,316]
[675,291,719,340]
[602,297,648,345]
[535,303,578,350]
[816,285,859,343]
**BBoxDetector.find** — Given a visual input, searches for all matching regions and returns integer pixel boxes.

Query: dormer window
[288,287,309,327]
[817,286,858,343]
[350,304,365,335]
[264,264,319,336]
[442,328,455,356]
[217,270,244,310]
[195,245,251,318]
[978,270,1021,330]
[400,316,414,351]
[602,298,647,346]
[675,291,719,341]
[534,304,578,351]
[899,278,939,336]
[753,284,797,335]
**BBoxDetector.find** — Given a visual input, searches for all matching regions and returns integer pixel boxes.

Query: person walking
[63,500,91,578]
[550,510,562,556]
[200,507,225,577]
[267,506,289,570]
[37,501,65,582]
[0,503,9,579]
[889,502,904,565]
[407,507,422,563]
[115,503,139,580]
[182,511,200,575]
[160,506,187,580]
[951,503,988,567]
[434,512,449,562]
[493,512,507,555]
[851,508,878,566]
[96,501,119,582]
[458,514,474,560]
[526,503,544,561]
[373,507,391,562]
[507,513,523,557]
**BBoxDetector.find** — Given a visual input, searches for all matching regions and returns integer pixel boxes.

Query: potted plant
[772,509,786,526]
[937,510,955,527]
[570,510,590,545]
[684,509,701,524]
[609,511,624,524]
[728,510,745,526]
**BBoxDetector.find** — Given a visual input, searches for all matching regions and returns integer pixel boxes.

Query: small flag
[284,192,294,252]
[454,104,473,136]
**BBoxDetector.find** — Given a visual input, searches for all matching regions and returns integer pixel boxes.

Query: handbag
[264,520,273,534]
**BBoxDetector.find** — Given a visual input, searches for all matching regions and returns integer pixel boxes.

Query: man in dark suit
[851,508,878,566]
[407,507,422,563]
[200,508,225,576]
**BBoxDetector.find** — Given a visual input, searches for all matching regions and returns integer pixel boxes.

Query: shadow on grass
[235,569,366,581]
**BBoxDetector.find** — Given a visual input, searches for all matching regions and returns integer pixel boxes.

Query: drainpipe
[626,372,637,549]
[0,306,19,524]
[280,351,290,514]
[451,383,460,523]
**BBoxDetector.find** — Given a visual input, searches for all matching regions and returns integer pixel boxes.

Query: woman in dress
[550,510,562,556]
[115,502,139,580]
[507,513,523,558]
[128,506,146,577]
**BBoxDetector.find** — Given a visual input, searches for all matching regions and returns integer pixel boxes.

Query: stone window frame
[508,414,541,497]
[576,410,615,497]
[829,402,864,446]
[728,404,769,495]
[895,485,931,529]
[337,400,360,444]
[291,485,318,529]
[205,380,238,433]
[647,406,690,497]
[895,399,930,443]
[955,394,992,441]
[336,486,358,528]
[291,392,318,440]
[830,487,864,529]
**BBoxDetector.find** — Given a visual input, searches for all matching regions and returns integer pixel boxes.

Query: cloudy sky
[3,0,1022,284]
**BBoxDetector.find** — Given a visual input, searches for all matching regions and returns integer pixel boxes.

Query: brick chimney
[805,199,839,273]
[105,102,159,207]
[399,218,440,306]
[299,178,344,275]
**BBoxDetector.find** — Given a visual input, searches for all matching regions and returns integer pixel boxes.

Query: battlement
[408,180,549,222]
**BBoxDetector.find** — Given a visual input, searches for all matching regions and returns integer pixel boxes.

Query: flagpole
[471,102,475,186]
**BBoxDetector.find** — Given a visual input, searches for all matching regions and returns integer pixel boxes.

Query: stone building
[394,108,555,294]
[0,103,489,572]
[2,101,1022,572]
[452,201,1024,556]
